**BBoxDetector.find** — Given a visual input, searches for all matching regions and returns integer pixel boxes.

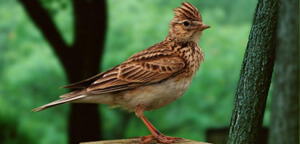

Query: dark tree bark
[227,0,278,143]
[19,0,107,143]
[269,0,299,143]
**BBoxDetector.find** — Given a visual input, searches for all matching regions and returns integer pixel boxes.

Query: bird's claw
[141,135,181,144]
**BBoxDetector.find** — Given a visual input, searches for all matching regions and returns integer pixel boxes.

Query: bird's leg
[135,105,181,144]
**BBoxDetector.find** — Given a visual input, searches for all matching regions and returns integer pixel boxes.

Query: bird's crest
[173,2,202,22]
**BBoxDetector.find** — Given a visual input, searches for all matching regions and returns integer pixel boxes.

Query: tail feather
[59,90,86,98]
[32,95,86,112]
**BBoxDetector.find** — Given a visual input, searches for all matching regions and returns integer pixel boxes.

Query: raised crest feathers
[173,2,202,21]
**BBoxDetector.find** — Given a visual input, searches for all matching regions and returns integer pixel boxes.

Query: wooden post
[80,137,211,144]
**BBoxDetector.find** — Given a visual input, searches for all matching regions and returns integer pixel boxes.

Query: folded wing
[62,49,186,94]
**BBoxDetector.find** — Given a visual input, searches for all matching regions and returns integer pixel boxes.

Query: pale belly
[115,77,192,111]
[76,77,193,111]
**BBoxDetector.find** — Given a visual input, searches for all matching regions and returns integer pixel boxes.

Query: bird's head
[168,2,210,42]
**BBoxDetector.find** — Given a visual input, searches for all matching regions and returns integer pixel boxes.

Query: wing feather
[61,66,118,89]
[87,55,185,93]
[88,84,131,94]
[62,47,186,95]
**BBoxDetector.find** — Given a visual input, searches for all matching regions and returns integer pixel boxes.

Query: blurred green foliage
[0,0,273,143]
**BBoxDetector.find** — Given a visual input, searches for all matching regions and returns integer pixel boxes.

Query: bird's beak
[200,23,210,30]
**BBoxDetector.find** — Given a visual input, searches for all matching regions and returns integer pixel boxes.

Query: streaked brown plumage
[33,2,210,143]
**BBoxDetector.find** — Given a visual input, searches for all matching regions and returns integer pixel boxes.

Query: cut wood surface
[80,137,211,144]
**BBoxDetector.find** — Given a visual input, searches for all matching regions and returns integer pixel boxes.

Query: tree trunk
[226,0,278,143]
[19,0,107,143]
[269,0,299,143]
[66,50,102,144]
[67,1,106,143]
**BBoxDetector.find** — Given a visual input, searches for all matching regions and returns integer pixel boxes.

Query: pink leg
[135,105,181,144]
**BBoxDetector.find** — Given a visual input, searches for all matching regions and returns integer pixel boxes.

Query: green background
[0,0,270,143]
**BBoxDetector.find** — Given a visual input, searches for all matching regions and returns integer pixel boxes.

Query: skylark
[33,2,210,143]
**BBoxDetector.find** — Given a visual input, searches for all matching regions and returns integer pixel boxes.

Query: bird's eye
[183,21,190,26]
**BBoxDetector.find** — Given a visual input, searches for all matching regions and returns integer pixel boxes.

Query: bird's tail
[32,95,86,112]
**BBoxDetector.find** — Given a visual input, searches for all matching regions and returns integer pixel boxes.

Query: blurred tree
[269,0,299,143]
[227,0,278,143]
[18,0,106,143]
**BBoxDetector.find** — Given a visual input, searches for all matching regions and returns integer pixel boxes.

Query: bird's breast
[115,77,192,111]
[179,45,204,77]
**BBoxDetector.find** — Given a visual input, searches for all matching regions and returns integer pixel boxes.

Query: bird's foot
[141,134,181,144]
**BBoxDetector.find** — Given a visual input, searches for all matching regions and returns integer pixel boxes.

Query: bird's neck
[162,36,204,77]
[165,32,202,44]
[164,35,198,48]
[162,35,204,62]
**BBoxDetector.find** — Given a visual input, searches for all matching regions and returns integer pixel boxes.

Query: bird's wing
[86,50,185,93]
[61,66,119,89]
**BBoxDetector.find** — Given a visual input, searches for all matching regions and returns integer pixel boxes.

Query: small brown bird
[33,2,210,143]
